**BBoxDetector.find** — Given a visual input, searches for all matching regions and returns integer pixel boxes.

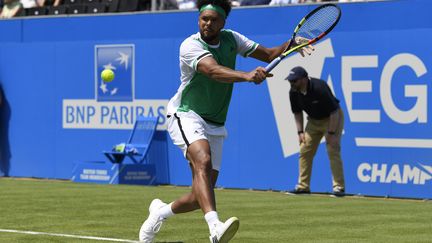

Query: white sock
[159,202,175,219]
[205,211,221,231]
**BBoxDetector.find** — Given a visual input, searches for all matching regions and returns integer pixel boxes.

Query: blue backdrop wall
[0,0,431,199]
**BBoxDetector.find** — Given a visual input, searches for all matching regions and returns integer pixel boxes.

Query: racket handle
[265,57,282,73]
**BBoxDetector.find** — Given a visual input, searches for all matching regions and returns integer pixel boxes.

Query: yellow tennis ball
[101,69,115,82]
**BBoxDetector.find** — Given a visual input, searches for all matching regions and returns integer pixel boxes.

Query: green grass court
[0,178,431,243]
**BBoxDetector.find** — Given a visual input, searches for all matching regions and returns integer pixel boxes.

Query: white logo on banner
[357,163,432,185]
[62,44,168,130]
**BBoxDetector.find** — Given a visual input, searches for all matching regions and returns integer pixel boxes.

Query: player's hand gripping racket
[265,4,341,73]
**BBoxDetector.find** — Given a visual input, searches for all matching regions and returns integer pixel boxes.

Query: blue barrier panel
[0,0,431,198]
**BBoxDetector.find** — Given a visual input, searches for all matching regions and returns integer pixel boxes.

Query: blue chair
[103,116,159,164]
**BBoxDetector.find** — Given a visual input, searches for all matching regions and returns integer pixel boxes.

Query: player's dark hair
[197,0,232,18]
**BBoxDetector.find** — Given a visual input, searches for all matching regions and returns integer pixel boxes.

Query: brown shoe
[286,188,311,195]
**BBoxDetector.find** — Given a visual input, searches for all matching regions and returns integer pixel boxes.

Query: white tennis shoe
[209,217,240,243]
[139,199,167,243]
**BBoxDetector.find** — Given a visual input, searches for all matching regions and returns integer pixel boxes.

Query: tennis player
[139,0,313,242]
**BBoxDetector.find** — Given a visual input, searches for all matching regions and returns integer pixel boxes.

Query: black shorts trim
[174,113,190,147]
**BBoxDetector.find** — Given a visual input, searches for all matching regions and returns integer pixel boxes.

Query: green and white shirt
[167,29,258,125]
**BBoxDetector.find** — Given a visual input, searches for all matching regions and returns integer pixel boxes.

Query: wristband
[327,131,336,135]
[297,131,304,135]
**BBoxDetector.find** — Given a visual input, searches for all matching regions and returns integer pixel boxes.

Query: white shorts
[167,110,227,171]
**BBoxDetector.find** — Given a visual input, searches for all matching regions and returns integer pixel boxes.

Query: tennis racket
[265,4,342,72]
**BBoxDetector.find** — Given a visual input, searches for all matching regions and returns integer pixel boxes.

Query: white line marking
[355,137,432,148]
[0,229,139,242]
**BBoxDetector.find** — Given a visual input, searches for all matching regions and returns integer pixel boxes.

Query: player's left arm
[249,42,291,63]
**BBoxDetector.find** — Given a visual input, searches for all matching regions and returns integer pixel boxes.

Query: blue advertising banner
[72,161,157,185]
[0,0,431,198]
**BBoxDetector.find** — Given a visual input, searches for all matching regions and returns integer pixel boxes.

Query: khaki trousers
[297,109,345,191]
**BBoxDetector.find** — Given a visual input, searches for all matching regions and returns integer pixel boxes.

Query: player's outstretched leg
[139,199,167,243]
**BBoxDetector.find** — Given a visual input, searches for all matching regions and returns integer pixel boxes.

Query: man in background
[287,66,345,197]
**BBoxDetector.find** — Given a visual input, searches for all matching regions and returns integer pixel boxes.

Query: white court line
[0,229,139,242]
[355,137,432,148]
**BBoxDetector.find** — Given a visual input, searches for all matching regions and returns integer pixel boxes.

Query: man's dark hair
[197,0,232,18]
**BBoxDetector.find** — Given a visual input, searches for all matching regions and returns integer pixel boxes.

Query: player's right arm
[180,35,271,84]
[197,56,271,84]
[181,34,270,85]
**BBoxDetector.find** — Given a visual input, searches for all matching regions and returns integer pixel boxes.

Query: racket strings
[297,6,340,39]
